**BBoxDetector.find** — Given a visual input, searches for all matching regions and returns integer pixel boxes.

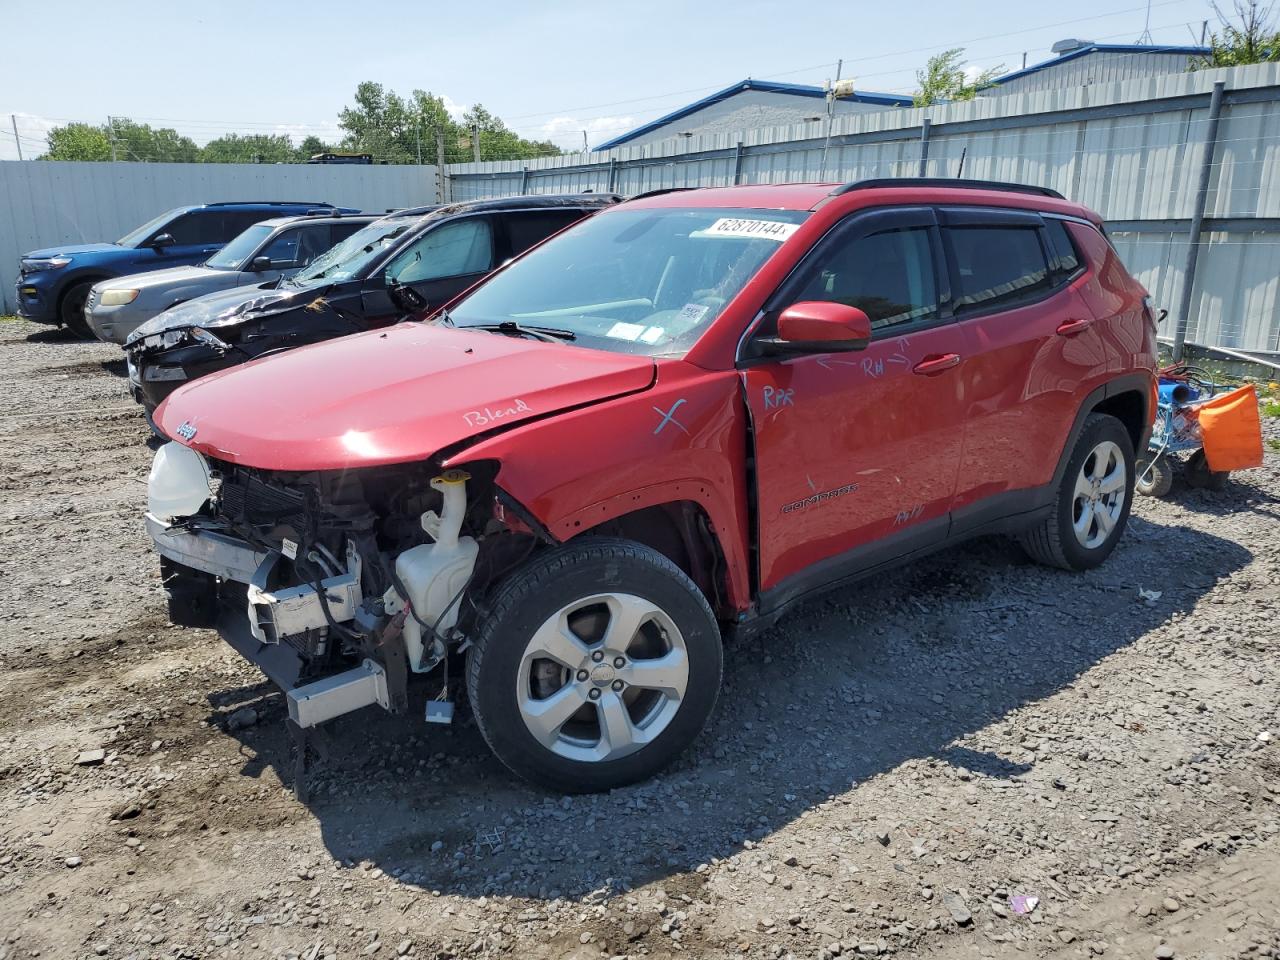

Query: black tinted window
[162,211,230,245]
[1043,218,1081,275]
[505,211,583,257]
[947,226,1050,310]
[223,210,270,237]
[793,226,938,330]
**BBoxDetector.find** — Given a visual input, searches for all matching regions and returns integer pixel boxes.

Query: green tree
[200,133,297,163]
[1194,0,1280,67]
[294,134,336,161]
[108,119,200,162]
[337,81,562,163]
[912,48,1005,106]
[461,104,560,162]
[41,122,113,161]
[40,118,199,162]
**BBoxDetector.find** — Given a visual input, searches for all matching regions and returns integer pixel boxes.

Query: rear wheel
[1185,449,1229,491]
[1135,455,1174,497]
[1020,413,1134,570]
[59,280,96,338]
[466,538,722,793]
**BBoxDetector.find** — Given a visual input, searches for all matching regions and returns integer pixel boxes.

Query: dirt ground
[0,316,1277,960]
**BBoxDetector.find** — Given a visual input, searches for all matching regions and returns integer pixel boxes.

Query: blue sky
[0,0,1216,159]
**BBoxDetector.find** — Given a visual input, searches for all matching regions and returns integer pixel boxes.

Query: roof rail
[830,178,1065,200]
[625,187,697,202]
[206,200,334,207]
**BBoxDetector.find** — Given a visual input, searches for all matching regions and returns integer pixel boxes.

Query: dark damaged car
[124,194,619,418]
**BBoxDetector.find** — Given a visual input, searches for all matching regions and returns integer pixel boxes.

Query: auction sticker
[700,217,799,241]
[606,321,645,341]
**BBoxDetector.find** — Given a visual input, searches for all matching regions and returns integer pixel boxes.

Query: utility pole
[472,123,481,163]
[582,129,589,153]
[1172,80,1226,362]
[434,126,448,203]
[108,116,117,161]
[819,58,843,181]
[11,115,23,161]
[415,115,422,166]
[1199,19,1209,45]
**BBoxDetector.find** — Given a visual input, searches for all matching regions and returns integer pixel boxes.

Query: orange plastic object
[1197,384,1263,472]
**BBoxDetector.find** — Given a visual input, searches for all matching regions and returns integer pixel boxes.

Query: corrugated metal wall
[985,51,1200,97]
[0,161,438,313]
[447,62,1280,354]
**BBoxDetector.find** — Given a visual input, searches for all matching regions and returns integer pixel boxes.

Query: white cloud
[439,95,468,122]
[271,121,347,147]
[0,113,60,161]
[535,115,639,151]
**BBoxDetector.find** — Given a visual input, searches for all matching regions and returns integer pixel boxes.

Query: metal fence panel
[0,161,438,313]
[443,61,1280,354]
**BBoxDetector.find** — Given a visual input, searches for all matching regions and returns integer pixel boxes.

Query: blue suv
[16,201,356,336]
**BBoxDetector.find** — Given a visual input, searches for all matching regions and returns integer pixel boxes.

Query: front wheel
[59,280,96,338]
[1019,413,1135,571]
[466,538,722,793]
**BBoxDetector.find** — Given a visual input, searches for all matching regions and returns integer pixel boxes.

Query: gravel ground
[0,316,1277,960]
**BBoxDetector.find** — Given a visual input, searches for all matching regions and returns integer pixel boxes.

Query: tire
[1135,455,1174,498]
[59,280,96,338]
[1019,413,1135,571]
[1184,449,1229,491]
[466,537,722,793]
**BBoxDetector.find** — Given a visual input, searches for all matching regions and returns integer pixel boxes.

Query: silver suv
[86,213,374,344]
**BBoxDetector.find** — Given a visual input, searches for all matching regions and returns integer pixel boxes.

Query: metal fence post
[519,166,530,194]
[918,119,932,177]
[732,140,745,185]
[607,157,618,194]
[1172,80,1226,362]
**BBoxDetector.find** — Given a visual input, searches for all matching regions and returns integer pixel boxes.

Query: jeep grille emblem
[176,421,197,440]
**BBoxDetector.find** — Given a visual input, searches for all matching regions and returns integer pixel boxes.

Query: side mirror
[150,233,176,250]
[250,256,273,272]
[387,280,428,313]
[764,301,872,354]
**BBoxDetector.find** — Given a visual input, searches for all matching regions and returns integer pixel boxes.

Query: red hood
[157,323,656,470]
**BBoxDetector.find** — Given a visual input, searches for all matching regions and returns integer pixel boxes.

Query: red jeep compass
[145,179,1157,793]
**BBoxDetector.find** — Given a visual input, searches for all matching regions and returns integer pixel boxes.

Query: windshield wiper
[466,321,576,343]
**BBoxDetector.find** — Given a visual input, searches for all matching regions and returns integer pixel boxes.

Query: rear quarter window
[1043,218,1082,276]
[945,225,1051,311]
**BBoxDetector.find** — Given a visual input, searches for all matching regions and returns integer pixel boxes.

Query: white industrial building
[595,42,1210,150]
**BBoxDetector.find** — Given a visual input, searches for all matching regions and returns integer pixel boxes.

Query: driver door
[362,216,495,324]
[740,207,969,597]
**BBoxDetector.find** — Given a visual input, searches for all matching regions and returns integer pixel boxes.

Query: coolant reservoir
[395,470,479,672]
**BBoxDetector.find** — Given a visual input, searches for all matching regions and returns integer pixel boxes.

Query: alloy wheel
[516,592,689,763]
[1071,439,1127,548]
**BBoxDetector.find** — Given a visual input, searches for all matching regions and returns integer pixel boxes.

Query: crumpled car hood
[126,281,320,345]
[157,323,656,470]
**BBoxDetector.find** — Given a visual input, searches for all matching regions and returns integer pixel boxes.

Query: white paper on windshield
[697,217,800,242]
[606,321,645,341]
[678,303,710,324]
[639,326,666,344]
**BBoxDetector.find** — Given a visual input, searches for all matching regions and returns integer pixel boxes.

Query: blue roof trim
[593,79,913,151]
[990,43,1209,86]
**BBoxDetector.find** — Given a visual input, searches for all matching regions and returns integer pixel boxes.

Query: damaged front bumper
[146,514,393,728]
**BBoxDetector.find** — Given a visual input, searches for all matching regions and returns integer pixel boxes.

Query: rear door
[942,208,1110,529]
[362,215,496,323]
[740,206,969,595]
[136,210,230,267]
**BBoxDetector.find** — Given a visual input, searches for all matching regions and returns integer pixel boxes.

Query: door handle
[1056,317,1093,336]
[912,353,961,375]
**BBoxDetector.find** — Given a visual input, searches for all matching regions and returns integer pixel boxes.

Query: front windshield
[448,207,809,357]
[117,207,183,247]
[289,219,414,285]
[204,224,274,270]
